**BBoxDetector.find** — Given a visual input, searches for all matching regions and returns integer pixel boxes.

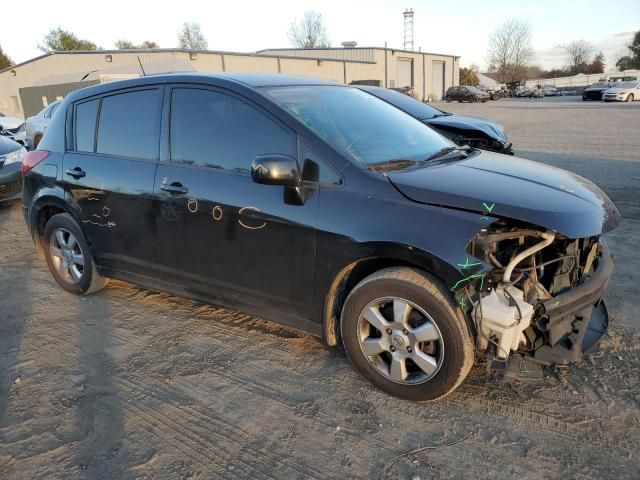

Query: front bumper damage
[459,224,614,377]
[532,243,612,364]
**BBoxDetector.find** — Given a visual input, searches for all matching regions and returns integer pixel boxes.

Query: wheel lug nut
[390,346,396,352]
[403,329,409,335]
[386,328,392,335]
[407,346,413,353]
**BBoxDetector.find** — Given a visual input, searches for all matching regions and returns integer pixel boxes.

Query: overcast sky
[3,0,638,71]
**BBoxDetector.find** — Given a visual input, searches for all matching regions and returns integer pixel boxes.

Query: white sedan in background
[602,80,640,102]
[0,112,27,147]
[25,100,62,149]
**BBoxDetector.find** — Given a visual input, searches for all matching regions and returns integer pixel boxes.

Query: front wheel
[627,94,634,102]
[341,268,474,401]
[43,213,108,295]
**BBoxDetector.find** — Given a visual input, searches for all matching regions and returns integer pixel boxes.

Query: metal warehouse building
[0,47,459,119]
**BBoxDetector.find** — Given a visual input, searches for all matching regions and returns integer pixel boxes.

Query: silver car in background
[603,80,640,102]
[25,100,62,149]
[0,112,27,147]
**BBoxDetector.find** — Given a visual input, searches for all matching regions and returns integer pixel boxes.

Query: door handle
[161,182,188,195]
[65,167,86,179]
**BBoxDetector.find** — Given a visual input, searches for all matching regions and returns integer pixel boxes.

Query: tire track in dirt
[115,375,324,479]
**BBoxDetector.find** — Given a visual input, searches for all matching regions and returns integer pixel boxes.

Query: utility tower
[403,8,414,51]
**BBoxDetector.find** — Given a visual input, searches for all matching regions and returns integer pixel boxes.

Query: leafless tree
[178,22,208,50]
[560,40,593,73]
[486,19,533,84]
[288,11,330,49]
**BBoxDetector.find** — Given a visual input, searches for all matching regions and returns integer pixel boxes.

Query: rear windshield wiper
[425,146,470,162]
[366,159,419,172]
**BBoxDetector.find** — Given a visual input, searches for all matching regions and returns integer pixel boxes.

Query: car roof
[64,72,342,104]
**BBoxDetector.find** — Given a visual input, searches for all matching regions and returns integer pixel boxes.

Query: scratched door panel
[153,86,318,320]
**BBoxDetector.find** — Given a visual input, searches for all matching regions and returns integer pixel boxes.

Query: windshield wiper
[429,112,452,118]
[425,146,470,162]
[367,159,419,172]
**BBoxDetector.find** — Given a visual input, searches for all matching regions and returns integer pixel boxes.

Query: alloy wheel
[356,297,444,385]
[49,228,85,284]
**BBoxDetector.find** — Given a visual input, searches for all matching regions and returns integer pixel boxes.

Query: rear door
[153,86,319,321]
[63,87,162,275]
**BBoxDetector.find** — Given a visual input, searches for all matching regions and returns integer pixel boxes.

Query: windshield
[617,81,638,88]
[364,88,448,120]
[264,86,453,167]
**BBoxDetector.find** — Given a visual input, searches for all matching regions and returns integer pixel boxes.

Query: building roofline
[0,48,375,75]
[0,52,53,74]
[256,46,460,58]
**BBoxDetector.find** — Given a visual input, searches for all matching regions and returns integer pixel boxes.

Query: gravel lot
[1,97,639,480]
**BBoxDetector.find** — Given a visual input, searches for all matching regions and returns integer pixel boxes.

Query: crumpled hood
[0,115,23,130]
[426,114,507,142]
[387,151,621,239]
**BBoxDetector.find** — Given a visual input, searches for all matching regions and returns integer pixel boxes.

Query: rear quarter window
[74,99,99,152]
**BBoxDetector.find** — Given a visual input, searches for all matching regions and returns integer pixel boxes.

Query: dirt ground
[1,98,639,480]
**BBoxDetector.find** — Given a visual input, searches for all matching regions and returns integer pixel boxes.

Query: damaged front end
[458,219,613,374]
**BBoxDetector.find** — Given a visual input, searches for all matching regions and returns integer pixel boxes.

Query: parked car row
[0,100,62,151]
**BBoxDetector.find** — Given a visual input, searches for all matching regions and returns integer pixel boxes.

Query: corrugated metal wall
[20,81,99,118]
[258,48,376,63]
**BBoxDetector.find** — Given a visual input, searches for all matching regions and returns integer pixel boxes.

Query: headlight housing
[3,147,26,165]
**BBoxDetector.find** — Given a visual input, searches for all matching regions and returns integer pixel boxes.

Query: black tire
[470,96,477,103]
[340,267,474,401]
[445,96,451,102]
[627,94,634,102]
[43,213,108,295]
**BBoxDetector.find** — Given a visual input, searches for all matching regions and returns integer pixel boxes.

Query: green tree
[459,67,479,86]
[615,31,640,71]
[115,39,160,49]
[0,44,13,70]
[39,27,98,52]
[178,22,208,50]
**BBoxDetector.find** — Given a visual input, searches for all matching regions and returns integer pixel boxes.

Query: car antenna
[137,56,146,76]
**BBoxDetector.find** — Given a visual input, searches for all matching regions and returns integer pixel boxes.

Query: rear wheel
[341,268,474,401]
[43,213,108,295]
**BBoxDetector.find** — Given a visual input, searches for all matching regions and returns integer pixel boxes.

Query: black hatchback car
[357,86,513,154]
[445,85,490,103]
[22,73,619,401]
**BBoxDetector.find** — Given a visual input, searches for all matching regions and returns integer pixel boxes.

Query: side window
[170,88,296,172]
[97,89,161,160]
[74,99,99,152]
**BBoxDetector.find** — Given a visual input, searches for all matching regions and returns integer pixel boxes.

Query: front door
[154,86,318,321]
[63,87,162,275]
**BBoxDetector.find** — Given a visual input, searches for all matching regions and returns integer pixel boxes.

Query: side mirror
[251,154,300,187]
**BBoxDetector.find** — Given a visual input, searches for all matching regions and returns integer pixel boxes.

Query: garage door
[396,58,413,88]
[432,61,445,100]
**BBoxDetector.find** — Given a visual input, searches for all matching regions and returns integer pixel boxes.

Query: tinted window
[265,86,452,167]
[170,88,295,172]
[97,89,160,160]
[366,88,446,120]
[75,99,99,152]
